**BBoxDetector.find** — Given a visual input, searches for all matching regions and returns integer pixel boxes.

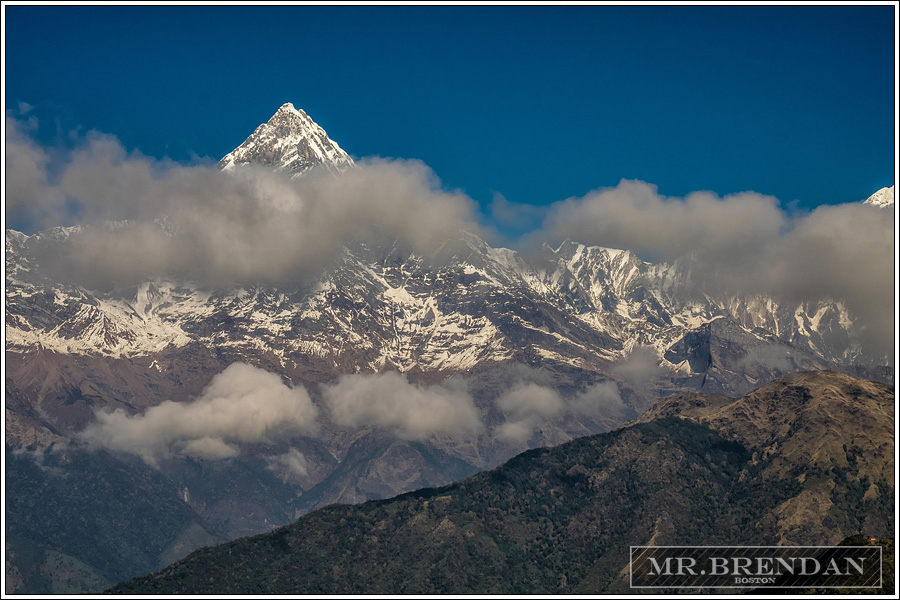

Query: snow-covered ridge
[5,223,882,374]
[6,99,891,380]
[218,103,354,177]
[863,185,894,208]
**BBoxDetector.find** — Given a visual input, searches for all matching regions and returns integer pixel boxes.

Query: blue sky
[4,4,896,223]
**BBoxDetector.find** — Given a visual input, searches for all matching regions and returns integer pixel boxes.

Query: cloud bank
[540,179,788,263]
[80,363,319,465]
[7,116,483,286]
[8,116,893,357]
[5,115,66,231]
[322,372,483,440]
[532,179,894,357]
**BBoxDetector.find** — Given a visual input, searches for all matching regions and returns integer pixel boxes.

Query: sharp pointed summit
[863,185,894,208]
[218,103,354,177]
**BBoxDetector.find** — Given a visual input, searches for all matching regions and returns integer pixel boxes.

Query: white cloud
[751,202,894,357]
[80,363,319,465]
[496,420,535,444]
[180,436,240,460]
[322,372,483,440]
[531,179,894,359]
[537,179,786,263]
[612,345,665,393]
[495,379,625,441]
[493,376,566,442]
[9,116,891,359]
[266,448,309,480]
[569,381,627,418]
[495,382,565,420]
[5,116,67,230]
[7,117,485,286]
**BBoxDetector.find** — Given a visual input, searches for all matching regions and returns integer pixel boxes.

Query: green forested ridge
[751,536,894,595]
[111,370,895,595]
[5,447,204,593]
[5,445,302,593]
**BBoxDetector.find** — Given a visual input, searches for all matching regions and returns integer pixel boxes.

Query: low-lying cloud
[736,345,793,372]
[569,381,627,418]
[266,448,309,481]
[612,345,666,393]
[80,363,319,465]
[322,372,483,440]
[496,382,565,419]
[495,380,626,442]
[11,448,66,477]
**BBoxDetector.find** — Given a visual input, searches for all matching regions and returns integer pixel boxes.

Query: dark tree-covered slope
[111,371,894,594]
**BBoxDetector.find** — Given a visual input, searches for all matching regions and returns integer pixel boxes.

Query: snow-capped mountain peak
[218,103,354,177]
[863,185,894,208]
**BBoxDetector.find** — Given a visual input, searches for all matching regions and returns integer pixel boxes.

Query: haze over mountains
[4,105,895,593]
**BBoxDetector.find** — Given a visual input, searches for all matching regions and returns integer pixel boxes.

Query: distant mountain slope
[6,225,887,391]
[110,371,894,594]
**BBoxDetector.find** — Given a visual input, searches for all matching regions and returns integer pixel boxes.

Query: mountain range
[4,104,895,593]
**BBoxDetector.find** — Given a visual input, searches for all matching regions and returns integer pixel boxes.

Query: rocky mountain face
[109,371,895,594]
[633,370,895,541]
[6,226,889,391]
[4,105,893,593]
[218,102,353,176]
[864,185,895,208]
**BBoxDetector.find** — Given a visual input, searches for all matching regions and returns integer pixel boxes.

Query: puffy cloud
[612,345,666,393]
[8,118,484,286]
[751,202,894,357]
[9,116,891,357]
[180,436,240,460]
[496,382,565,419]
[532,179,894,359]
[495,379,625,441]
[537,179,786,263]
[80,363,319,465]
[62,156,483,286]
[495,382,565,442]
[569,381,627,418]
[5,116,67,231]
[496,420,534,444]
[322,372,483,440]
[266,448,309,480]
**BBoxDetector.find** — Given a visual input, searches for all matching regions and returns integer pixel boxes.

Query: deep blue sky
[4,4,896,216]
